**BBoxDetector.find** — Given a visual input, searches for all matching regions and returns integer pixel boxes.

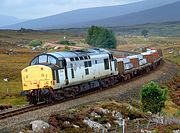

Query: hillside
[72,1,180,28]
[1,0,179,30]
[45,21,180,37]
[0,15,24,27]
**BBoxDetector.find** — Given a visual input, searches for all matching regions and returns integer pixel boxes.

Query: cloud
[1,0,27,7]
[0,0,143,19]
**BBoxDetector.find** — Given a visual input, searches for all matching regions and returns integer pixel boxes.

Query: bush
[140,81,168,114]
[18,27,34,33]
[62,46,71,51]
[141,29,149,38]
[58,40,76,46]
[29,40,43,47]
[86,26,116,49]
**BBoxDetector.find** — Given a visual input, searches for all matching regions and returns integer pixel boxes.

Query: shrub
[18,27,34,33]
[140,81,168,114]
[29,40,43,47]
[141,29,149,38]
[58,40,76,46]
[62,46,71,51]
[86,26,116,49]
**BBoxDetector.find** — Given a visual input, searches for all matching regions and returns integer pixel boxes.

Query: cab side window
[104,58,109,70]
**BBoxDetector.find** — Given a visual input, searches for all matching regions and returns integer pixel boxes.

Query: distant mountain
[1,0,179,30]
[75,1,180,27]
[46,21,180,37]
[0,15,25,27]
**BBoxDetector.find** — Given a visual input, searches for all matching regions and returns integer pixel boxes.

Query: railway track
[0,104,46,120]
[0,60,178,132]
[0,60,164,120]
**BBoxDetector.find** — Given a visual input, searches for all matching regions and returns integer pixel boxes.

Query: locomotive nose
[21,65,53,91]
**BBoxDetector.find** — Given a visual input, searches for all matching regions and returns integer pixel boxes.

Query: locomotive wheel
[152,64,157,70]
[124,74,130,81]
[32,98,38,105]
[146,67,150,73]
[46,93,55,103]
[70,91,76,99]
[29,91,38,105]
[124,75,128,81]
[63,89,75,99]
[29,96,38,105]
[127,74,131,80]
[44,93,50,103]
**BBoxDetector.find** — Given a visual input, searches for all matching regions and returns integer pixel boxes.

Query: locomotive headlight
[33,80,37,84]
[41,73,44,77]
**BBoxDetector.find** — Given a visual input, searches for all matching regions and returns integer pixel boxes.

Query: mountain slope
[2,0,179,30]
[73,1,180,27]
[0,15,25,27]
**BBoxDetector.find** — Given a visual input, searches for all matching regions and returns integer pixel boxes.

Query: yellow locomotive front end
[21,65,54,91]
[21,53,65,104]
[21,65,57,104]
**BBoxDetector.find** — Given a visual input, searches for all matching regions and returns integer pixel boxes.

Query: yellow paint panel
[21,65,53,91]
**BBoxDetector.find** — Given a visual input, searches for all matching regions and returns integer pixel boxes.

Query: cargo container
[141,52,154,63]
[129,58,139,68]
[117,61,124,74]
[127,54,143,60]
[139,58,147,66]
[127,54,147,68]
[145,50,160,60]
[116,58,133,74]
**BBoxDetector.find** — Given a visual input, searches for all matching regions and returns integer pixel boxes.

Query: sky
[0,0,143,19]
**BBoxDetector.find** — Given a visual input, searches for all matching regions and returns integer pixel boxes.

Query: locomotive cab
[30,54,65,68]
[22,54,67,91]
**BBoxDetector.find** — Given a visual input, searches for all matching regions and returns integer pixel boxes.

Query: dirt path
[0,60,179,132]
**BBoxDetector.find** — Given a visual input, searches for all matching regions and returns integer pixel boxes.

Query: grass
[163,101,180,117]
[0,44,39,106]
[0,95,27,106]
[162,47,180,64]
[0,31,65,42]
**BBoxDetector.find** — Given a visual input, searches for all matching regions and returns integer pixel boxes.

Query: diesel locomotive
[21,48,162,104]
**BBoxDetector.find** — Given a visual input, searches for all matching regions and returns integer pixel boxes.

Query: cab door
[52,69,60,89]
[58,69,66,86]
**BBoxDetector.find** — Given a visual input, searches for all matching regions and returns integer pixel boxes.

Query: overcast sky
[0,0,143,19]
